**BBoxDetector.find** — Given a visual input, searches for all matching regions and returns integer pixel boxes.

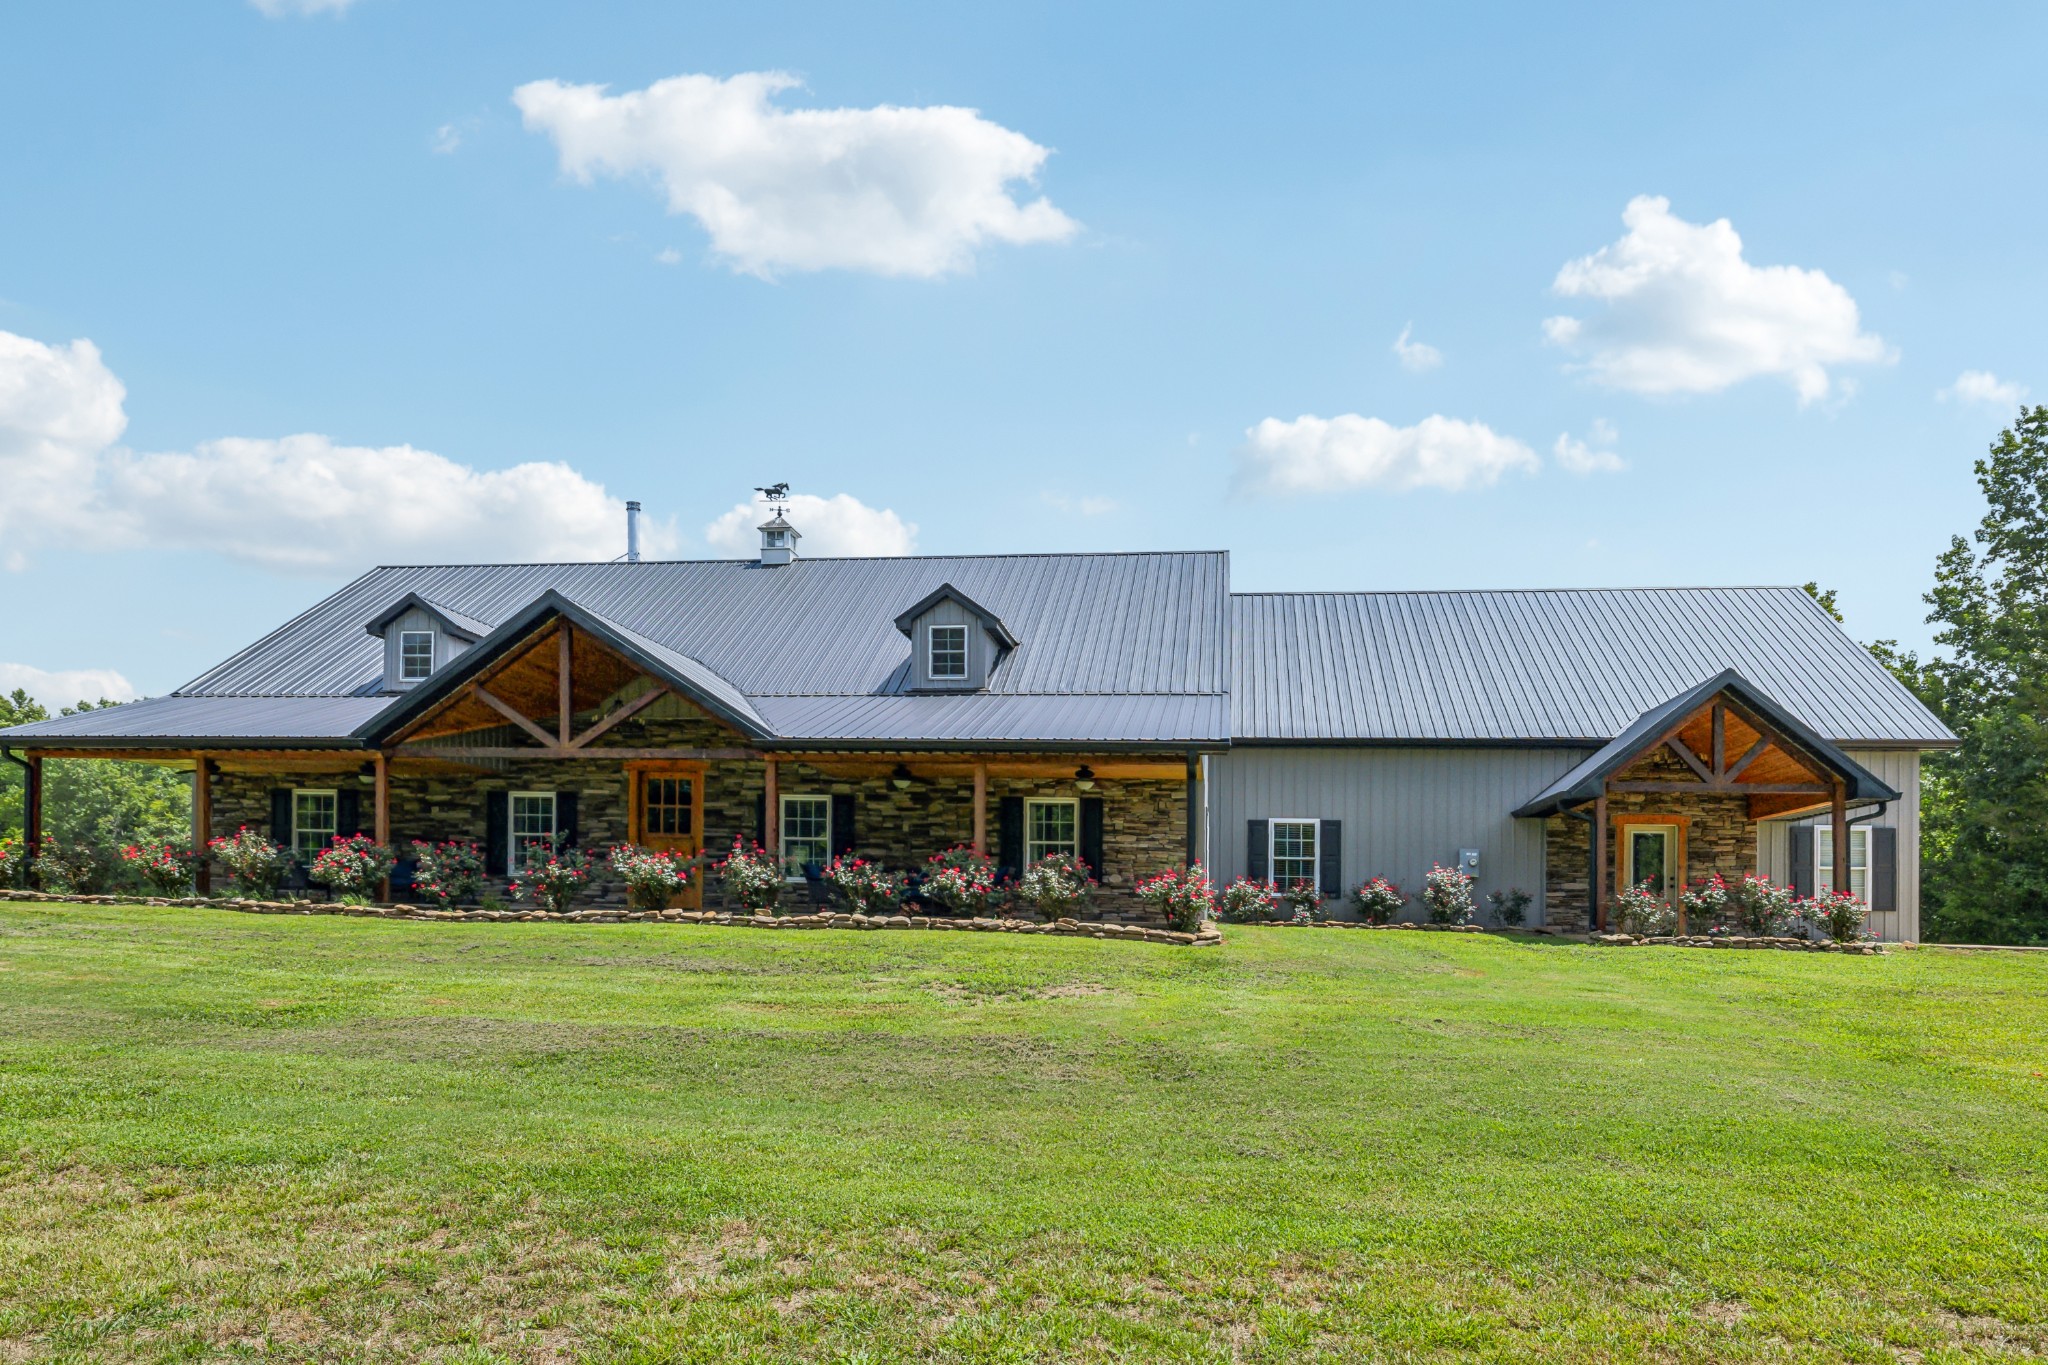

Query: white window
[398,630,435,682]
[509,791,557,874]
[780,794,831,878]
[292,789,337,866]
[1025,798,1079,865]
[1813,826,1870,900]
[765,529,788,548]
[1269,819,1318,891]
[929,624,968,680]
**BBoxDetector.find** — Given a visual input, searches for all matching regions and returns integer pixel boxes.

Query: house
[0,515,1954,936]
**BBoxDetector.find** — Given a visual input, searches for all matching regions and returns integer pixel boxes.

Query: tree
[2,691,192,891]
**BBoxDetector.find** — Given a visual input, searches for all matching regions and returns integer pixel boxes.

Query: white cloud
[1544,195,1890,405]
[1238,414,1538,494]
[1552,421,1626,475]
[512,70,1079,278]
[1938,370,2028,407]
[704,492,917,557]
[655,247,683,266]
[0,327,673,574]
[249,0,357,15]
[1392,324,1442,373]
[431,123,463,155]
[0,662,138,710]
[1043,492,1117,516]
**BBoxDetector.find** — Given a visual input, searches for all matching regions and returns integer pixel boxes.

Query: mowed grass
[0,905,2043,1363]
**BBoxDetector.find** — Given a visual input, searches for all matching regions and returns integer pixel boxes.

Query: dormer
[893,583,1018,692]
[363,593,487,691]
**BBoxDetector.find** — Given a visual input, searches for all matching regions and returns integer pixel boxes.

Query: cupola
[758,512,800,566]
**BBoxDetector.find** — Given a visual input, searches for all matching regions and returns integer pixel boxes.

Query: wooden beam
[972,762,987,854]
[763,758,779,863]
[1665,737,1715,783]
[1185,750,1200,868]
[1831,779,1850,894]
[1724,735,1771,783]
[393,744,760,761]
[569,684,668,748]
[191,754,211,895]
[373,751,391,899]
[1592,791,1608,932]
[1607,780,1829,795]
[558,623,574,746]
[472,685,559,750]
[1712,703,1726,776]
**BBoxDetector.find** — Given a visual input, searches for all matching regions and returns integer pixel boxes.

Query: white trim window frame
[509,790,558,875]
[1025,797,1079,865]
[928,624,968,680]
[780,793,832,879]
[1268,818,1318,891]
[398,630,436,683]
[292,788,338,866]
[1813,825,1871,901]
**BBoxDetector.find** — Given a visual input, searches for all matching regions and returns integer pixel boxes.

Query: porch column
[1185,750,1200,868]
[763,758,779,862]
[1831,779,1850,894]
[192,753,211,895]
[22,755,43,891]
[1592,791,1608,932]
[373,751,391,901]
[972,763,987,854]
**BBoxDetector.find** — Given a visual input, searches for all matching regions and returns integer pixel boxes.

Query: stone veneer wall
[1541,746,1761,931]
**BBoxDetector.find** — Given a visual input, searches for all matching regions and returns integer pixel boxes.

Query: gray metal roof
[0,695,387,746]
[754,693,1227,746]
[1230,588,1954,745]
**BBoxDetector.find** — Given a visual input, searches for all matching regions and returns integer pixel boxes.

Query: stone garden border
[0,890,1222,947]
[1590,931,1884,955]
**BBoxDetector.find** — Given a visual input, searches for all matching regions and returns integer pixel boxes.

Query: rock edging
[1590,931,1884,955]
[1253,920,1488,932]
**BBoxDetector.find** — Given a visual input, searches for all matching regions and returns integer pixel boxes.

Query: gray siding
[380,605,471,691]
[1206,747,1589,924]
[909,598,995,690]
[1756,749,1923,943]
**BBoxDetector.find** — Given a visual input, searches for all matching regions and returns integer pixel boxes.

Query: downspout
[2,747,35,889]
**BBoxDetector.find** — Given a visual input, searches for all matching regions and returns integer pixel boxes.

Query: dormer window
[398,631,435,682]
[929,625,967,679]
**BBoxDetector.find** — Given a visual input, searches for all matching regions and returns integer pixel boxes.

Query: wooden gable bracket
[472,683,559,749]
[1615,692,1835,797]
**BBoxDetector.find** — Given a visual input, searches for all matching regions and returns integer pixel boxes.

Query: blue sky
[1,0,2042,704]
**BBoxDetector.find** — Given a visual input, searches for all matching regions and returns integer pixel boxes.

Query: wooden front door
[631,763,704,909]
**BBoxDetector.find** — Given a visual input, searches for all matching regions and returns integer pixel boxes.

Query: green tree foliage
[2,689,192,890]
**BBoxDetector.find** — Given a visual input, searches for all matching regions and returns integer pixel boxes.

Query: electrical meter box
[1457,848,1480,879]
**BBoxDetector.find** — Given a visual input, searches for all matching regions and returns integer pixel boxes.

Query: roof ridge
[363,549,1228,570]
[1232,585,1808,598]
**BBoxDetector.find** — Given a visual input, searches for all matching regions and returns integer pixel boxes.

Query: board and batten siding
[1756,748,1923,943]
[907,597,997,690]
[1206,747,1590,925]
[380,606,472,690]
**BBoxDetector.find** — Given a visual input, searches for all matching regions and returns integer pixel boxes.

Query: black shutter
[1319,819,1342,897]
[1246,819,1268,884]
[556,790,579,850]
[755,792,768,850]
[1080,796,1105,880]
[485,791,508,876]
[336,789,361,841]
[997,796,1024,878]
[270,788,293,846]
[831,793,856,859]
[1789,825,1814,898]
[1871,826,1898,912]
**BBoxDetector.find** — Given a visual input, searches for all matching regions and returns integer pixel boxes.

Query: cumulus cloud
[1552,419,1626,475]
[249,0,357,15]
[1238,414,1538,495]
[1938,370,2028,407]
[1544,195,1889,405]
[0,662,138,711]
[704,492,917,558]
[0,327,673,574]
[1392,324,1442,373]
[1043,492,1117,516]
[512,70,1078,278]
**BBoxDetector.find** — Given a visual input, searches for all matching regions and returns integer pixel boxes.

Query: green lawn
[0,904,2043,1363]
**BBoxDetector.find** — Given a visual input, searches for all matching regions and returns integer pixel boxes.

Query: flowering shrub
[608,844,693,912]
[1680,874,1730,928]
[1612,880,1676,935]
[1726,873,1798,936]
[0,836,23,888]
[1136,863,1214,933]
[308,834,396,898]
[1802,889,1870,942]
[716,838,783,914]
[512,847,591,915]
[1279,878,1326,921]
[33,835,109,894]
[208,827,289,899]
[824,855,906,915]
[1350,877,1405,925]
[1486,886,1532,927]
[411,840,486,909]
[1216,876,1276,923]
[123,839,196,896]
[1016,853,1094,920]
[1419,863,1475,925]
[923,846,1002,917]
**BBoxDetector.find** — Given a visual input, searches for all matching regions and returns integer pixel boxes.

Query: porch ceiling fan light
[891,764,914,790]
[1074,765,1096,792]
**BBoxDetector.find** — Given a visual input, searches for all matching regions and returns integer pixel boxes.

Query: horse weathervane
[754,482,791,514]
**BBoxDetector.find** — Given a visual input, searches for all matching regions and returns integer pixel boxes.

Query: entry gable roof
[1511,670,1900,818]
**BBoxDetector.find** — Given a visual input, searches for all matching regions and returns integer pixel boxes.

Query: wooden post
[557,624,574,746]
[1592,791,1608,932]
[1711,703,1726,776]
[23,755,43,891]
[192,754,212,895]
[1831,779,1850,894]
[763,757,779,867]
[971,762,987,855]
[1185,750,1200,868]
[373,751,391,901]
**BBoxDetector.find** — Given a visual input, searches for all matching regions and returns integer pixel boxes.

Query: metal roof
[1230,588,1954,745]
[754,693,1227,746]
[1511,670,1901,817]
[0,695,387,746]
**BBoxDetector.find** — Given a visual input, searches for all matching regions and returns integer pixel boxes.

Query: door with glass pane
[632,764,702,908]
[1621,823,1679,901]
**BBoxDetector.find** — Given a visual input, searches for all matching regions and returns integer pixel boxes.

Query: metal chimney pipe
[625,500,642,563]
